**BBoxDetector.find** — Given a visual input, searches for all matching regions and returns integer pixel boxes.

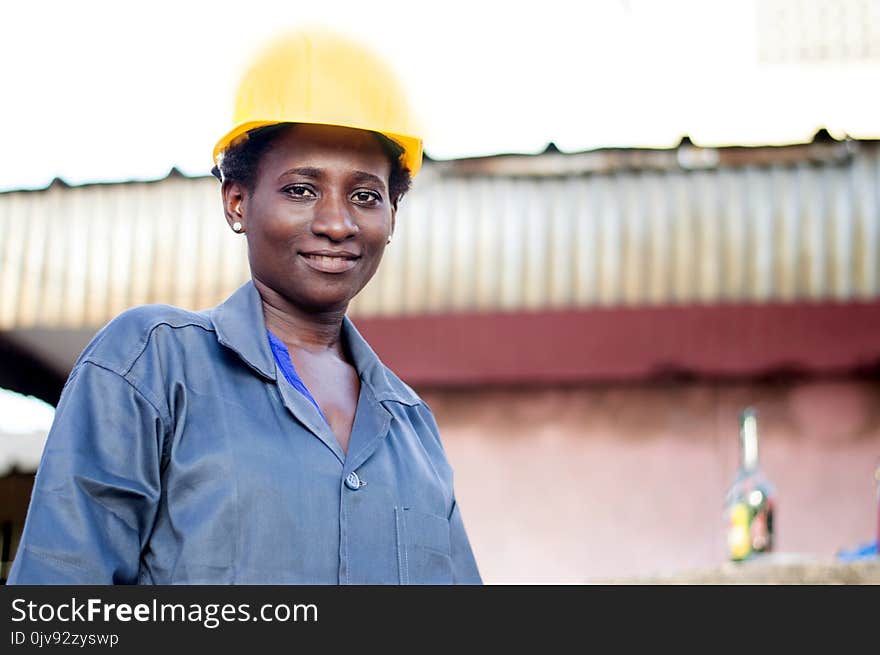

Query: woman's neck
[255,280,347,355]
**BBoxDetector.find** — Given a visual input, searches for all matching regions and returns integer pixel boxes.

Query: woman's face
[225,124,395,313]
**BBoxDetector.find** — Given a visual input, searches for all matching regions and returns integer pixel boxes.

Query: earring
[232,221,243,233]
[386,236,392,245]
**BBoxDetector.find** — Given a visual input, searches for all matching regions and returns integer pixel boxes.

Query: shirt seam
[75,360,171,429]
[342,488,348,585]
[117,321,217,376]
[395,507,406,585]
[228,430,242,584]
[73,360,173,474]
[401,511,409,585]
[375,394,422,407]
[18,544,104,579]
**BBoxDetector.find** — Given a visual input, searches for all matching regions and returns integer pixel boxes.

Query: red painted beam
[353,302,880,385]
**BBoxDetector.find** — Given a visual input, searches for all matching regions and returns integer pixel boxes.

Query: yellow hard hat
[213,29,423,177]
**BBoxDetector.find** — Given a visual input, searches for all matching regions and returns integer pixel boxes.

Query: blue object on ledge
[836,539,878,562]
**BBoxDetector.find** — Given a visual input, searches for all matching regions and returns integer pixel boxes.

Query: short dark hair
[212,123,412,206]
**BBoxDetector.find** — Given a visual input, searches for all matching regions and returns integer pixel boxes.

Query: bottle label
[727,496,774,561]
[727,503,751,560]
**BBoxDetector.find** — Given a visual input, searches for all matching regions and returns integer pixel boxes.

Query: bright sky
[2,0,878,191]
[0,387,54,435]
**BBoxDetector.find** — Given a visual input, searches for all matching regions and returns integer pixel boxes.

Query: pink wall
[422,378,880,583]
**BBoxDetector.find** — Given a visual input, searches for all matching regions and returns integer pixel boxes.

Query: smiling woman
[223,124,400,455]
[7,29,481,585]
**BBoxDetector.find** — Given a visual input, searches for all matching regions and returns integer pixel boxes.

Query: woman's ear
[222,180,246,231]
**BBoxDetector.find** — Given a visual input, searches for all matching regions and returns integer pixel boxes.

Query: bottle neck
[740,412,759,472]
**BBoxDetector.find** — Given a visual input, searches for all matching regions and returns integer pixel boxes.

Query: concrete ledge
[604,554,880,584]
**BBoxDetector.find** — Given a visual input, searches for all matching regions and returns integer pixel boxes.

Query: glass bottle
[724,407,775,562]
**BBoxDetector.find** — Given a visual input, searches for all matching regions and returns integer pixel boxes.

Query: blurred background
[1,0,879,583]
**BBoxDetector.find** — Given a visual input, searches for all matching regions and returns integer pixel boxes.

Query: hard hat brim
[212,121,423,178]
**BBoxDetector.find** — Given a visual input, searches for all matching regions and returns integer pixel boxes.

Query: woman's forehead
[260,123,392,177]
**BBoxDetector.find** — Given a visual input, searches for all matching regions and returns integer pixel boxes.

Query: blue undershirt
[266,329,328,423]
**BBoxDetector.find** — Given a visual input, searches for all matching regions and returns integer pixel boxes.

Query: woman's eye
[283,185,316,198]
[352,190,381,204]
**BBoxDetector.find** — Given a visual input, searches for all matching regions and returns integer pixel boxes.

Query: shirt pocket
[394,506,453,585]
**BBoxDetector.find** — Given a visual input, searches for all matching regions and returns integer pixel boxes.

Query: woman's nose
[311,193,358,241]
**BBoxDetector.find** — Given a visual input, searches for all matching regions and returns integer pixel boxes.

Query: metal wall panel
[1,144,878,329]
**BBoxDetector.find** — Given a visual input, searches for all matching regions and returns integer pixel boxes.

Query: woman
[8,30,481,584]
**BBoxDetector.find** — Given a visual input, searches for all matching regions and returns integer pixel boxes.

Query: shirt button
[345,471,362,491]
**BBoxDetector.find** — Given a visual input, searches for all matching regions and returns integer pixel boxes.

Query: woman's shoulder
[74,303,215,376]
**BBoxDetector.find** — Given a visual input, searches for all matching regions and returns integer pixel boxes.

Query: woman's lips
[299,252,360,273]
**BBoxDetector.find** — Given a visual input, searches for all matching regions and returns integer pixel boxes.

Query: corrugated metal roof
[1,135,878,329]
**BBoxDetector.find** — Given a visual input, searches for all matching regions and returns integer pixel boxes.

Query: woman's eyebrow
[350,171,387,189]
[279,166,323,179]
[277,168,385,189]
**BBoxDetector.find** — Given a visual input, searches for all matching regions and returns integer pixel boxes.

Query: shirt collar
[341,311,420,406]
[211,280,420,406]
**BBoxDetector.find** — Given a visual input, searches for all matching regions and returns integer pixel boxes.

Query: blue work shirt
[8,280,482,585]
